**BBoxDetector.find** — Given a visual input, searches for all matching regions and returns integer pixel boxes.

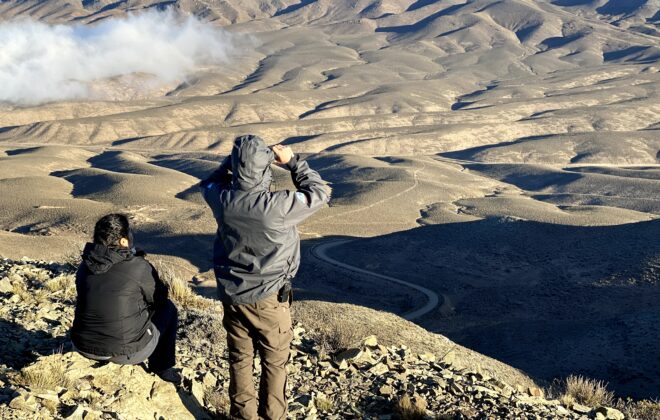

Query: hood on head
[231,134,275,192]
[82,242,132,275]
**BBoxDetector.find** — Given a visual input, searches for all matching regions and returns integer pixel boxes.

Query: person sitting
[70,213,180,383]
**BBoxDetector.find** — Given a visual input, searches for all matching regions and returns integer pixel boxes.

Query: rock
[35,390,60,403]
[449,381,464,395]
[295,394,313,407]
[379,385,394,396]
[419,353,436,363]
[0,278,12,293]
[528,386,544,398]
[202,372,217,389]
[63,404,87,419]
[571,402,591,414]
[191,379,205,406]
[594,406,625,420]
[335,348,362,363]
[362,335,378,347]
[368,363,389,376]
[9,393,38,412]
[473,385,498,398]
[28,352,201,419]
[441,350,456,365]
[293,326,305,338]
[149,380,169,401]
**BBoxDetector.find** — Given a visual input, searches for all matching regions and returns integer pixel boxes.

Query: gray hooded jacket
[201,135,329,305]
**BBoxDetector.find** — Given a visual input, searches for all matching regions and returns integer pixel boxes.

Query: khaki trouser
[222,293,293,420]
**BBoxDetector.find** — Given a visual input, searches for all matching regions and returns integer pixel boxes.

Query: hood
[82,242,132,275]
[231,135,274,192]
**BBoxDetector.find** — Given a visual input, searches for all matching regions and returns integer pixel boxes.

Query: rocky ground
[0,258,643,419]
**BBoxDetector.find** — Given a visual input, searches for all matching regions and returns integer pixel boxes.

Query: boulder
[22,352,206,419]
[594,406,625,420]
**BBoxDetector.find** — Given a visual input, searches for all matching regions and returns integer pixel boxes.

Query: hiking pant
[222,293,293,420]
[75,299,178,373]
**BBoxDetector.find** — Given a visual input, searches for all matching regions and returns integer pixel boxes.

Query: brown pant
[222,293,293,420]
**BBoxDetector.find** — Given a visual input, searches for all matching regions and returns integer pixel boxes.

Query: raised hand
[272,144,294,165]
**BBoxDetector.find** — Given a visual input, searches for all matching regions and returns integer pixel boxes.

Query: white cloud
[0,11,238,105]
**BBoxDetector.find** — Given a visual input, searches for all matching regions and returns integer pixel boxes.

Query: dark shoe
[155,368,182,384]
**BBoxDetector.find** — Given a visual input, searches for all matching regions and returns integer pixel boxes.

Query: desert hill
[0,0,658,413]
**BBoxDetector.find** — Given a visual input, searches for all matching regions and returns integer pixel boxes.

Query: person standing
[201,135,329,419]
[71,214,180,383]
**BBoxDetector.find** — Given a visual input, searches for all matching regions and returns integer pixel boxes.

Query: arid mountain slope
[0,0,658,402]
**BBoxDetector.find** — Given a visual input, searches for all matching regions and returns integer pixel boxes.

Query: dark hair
[93,214,130,247]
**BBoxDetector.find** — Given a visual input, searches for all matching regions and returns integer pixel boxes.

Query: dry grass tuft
[18,356,70,391]
[315,394,333,412]
[312,321,364,355]
[44,274,76,301]
[205,387,230,419]
[9,279,51,305]
[294,307,371,354]
[553,375,614,408]
[395,394,427,420]
[615,398,660,420]
[63,248,83,269]
[11,280,33,302]
[154,262,216,311]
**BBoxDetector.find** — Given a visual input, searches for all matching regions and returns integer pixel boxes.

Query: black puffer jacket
[71,243,167,357]
[201,135,329,305]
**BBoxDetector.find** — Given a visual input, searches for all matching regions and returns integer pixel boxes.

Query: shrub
[615,398,660,420]
[18,354,70,391]
[315,394,333,412]
[44,274,76,301]
[153,262,215,311]
[10,280,32,303]
[553,375,614,408]
[296,307,371,355]
[205,387,230,419]
[312,321,363,355]
[395,394,427,420]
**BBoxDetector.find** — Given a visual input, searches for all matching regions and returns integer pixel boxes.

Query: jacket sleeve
[280,155,330,227]
[135,259,168,311]
[149,263,169,310]
[201,155,232,190]
[201,156,231,217]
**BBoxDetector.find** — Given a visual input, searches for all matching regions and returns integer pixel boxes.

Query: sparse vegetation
[312,321,364,355]
[614,398,660,420]
[551,375,614,408]
[395,394,427,420]
[10,280,32,303]
[153,262,216,311]
[18,353,70,391]
[294,307,371,355]
[44,274,76,301]
[63,248,83,270]
[205,387,230,419]
[315,394,333,412]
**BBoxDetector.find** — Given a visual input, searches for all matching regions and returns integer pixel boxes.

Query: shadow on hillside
[135,213,659,398]
[308,218,660,399]
[136,230,216,274]
[0,319,70,370]
[376,2,468,33]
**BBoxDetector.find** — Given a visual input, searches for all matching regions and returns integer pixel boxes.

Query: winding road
[311,239,441,321]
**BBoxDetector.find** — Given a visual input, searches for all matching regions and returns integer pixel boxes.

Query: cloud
[0,11,239,105]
